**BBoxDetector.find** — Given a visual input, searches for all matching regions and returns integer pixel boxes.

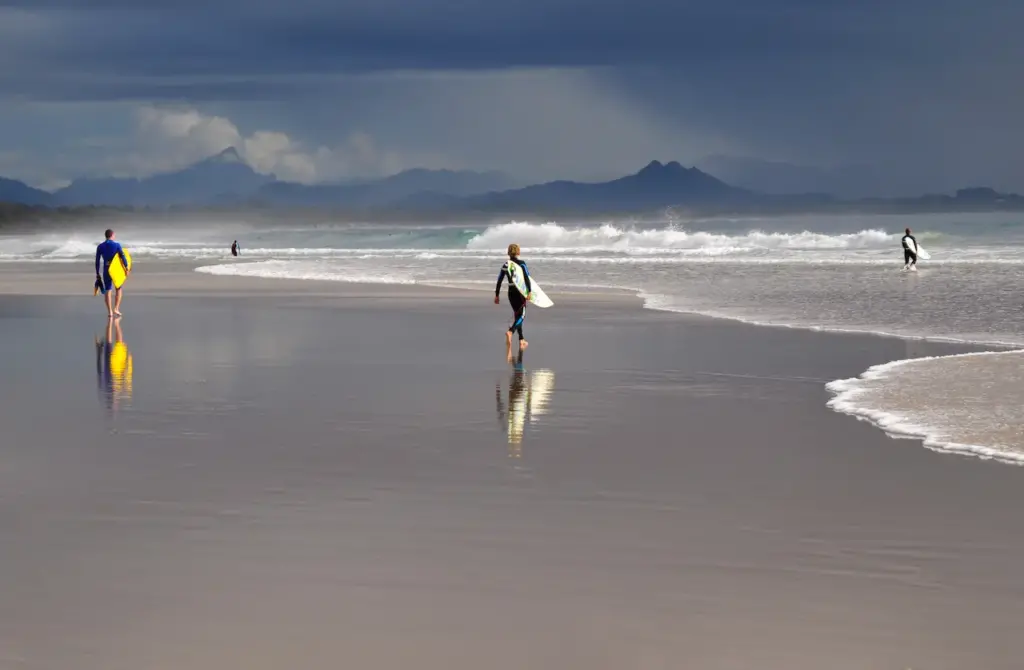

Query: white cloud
[129,105,449,183]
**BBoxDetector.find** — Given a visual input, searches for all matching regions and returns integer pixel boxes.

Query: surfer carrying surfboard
[494,243,532,359]
[901,227,919,270]
[95,229,130,318]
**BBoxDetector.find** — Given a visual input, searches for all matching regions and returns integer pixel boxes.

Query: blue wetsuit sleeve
[117,244,129,272]
[495,267,506,296]
[521,261,532,293]
[95,245,102,275]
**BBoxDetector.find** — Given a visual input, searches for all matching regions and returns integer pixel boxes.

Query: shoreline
[2,257,1016,463]
[155,265,1024,467]
[826,350,1024,466]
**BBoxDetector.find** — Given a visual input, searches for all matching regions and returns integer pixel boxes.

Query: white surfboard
[507,261,554,308]
[904,237,930,262]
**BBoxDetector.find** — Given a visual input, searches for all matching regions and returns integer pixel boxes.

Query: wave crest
[465,222,895,253]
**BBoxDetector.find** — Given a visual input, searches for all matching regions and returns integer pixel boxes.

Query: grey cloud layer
[4,1,995,82]
[1,0,1022,190]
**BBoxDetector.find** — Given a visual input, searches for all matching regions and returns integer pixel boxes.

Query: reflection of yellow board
[108,249,132,289]
[109,341,134,399]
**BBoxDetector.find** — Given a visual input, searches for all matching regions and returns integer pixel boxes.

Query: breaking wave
[466,222,897,254]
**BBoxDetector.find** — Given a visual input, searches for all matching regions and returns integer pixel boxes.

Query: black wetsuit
[495,258,531,340]
[902,234,918,265]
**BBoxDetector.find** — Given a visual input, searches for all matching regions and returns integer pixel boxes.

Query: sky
[1,0,1022,193]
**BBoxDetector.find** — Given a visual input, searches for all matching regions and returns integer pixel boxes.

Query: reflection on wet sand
[95,319,133,414]
[495,352,555,458]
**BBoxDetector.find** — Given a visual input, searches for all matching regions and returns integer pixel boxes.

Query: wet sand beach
[1,264,1022,669]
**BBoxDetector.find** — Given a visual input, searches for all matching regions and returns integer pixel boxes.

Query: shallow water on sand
[2,295,1023,669]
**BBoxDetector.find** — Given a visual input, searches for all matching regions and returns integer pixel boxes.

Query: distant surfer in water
[231,240,239,257]
[95,229,129,318]
[494,243,532,360]
[901,227,918,271]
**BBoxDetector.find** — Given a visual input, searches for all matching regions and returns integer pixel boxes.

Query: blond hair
[507,243,520,258]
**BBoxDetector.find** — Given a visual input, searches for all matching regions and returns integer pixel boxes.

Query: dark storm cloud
[5,1,1018,115]
[2,0,994,84]
[1,0,1022,190]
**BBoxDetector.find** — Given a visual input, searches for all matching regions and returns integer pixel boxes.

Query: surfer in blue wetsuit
[95,228,129,318]
[901,227,918,271]
[494,243,531,359]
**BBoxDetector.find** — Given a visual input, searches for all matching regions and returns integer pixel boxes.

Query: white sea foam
[466,221,898,253]
[4,220,1024,265]
[41,239,102,258]
[825,350,1024,465]
[195,260,416,285]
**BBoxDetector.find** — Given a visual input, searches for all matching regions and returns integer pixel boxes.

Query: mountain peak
[206,147,244,164]
[0,177,53,206]
[635,160,691,179]
[634,159,705,182]
[638,160,665,175]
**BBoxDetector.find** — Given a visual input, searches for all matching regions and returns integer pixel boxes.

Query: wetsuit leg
[508,292,526,340]
[904,249,917,265]
[101,266,114,292]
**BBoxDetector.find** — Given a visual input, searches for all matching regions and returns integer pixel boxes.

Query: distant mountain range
[0,177,53,206]
[256,166,519,207]
[1,147,520,209]
[1,148,1022,216]
[55,148,274,207]
[467,160,752,212]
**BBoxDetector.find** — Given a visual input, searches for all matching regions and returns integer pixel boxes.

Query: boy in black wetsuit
[901,227,918,270]
[494,243,532,359]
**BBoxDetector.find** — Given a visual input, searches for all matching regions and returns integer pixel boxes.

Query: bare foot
[107,313,115,319]
[519,340,528,351]
[113,311,122,317]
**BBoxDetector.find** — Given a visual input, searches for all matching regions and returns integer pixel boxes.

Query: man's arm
[117,245,129,273]
[95,245,102,276]
[495,266,506,296]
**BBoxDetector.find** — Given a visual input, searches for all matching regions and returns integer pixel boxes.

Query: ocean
[3,211,1024,462]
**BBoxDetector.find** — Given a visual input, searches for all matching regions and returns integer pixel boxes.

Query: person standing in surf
[901,227,918,271]
[95,228,130,318]
[494,243,532,360]
[231,240,239,257]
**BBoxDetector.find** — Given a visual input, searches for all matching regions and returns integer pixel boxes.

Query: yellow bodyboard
[108,249,132,289]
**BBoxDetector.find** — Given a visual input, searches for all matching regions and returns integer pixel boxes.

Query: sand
[1,262,1022,669]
